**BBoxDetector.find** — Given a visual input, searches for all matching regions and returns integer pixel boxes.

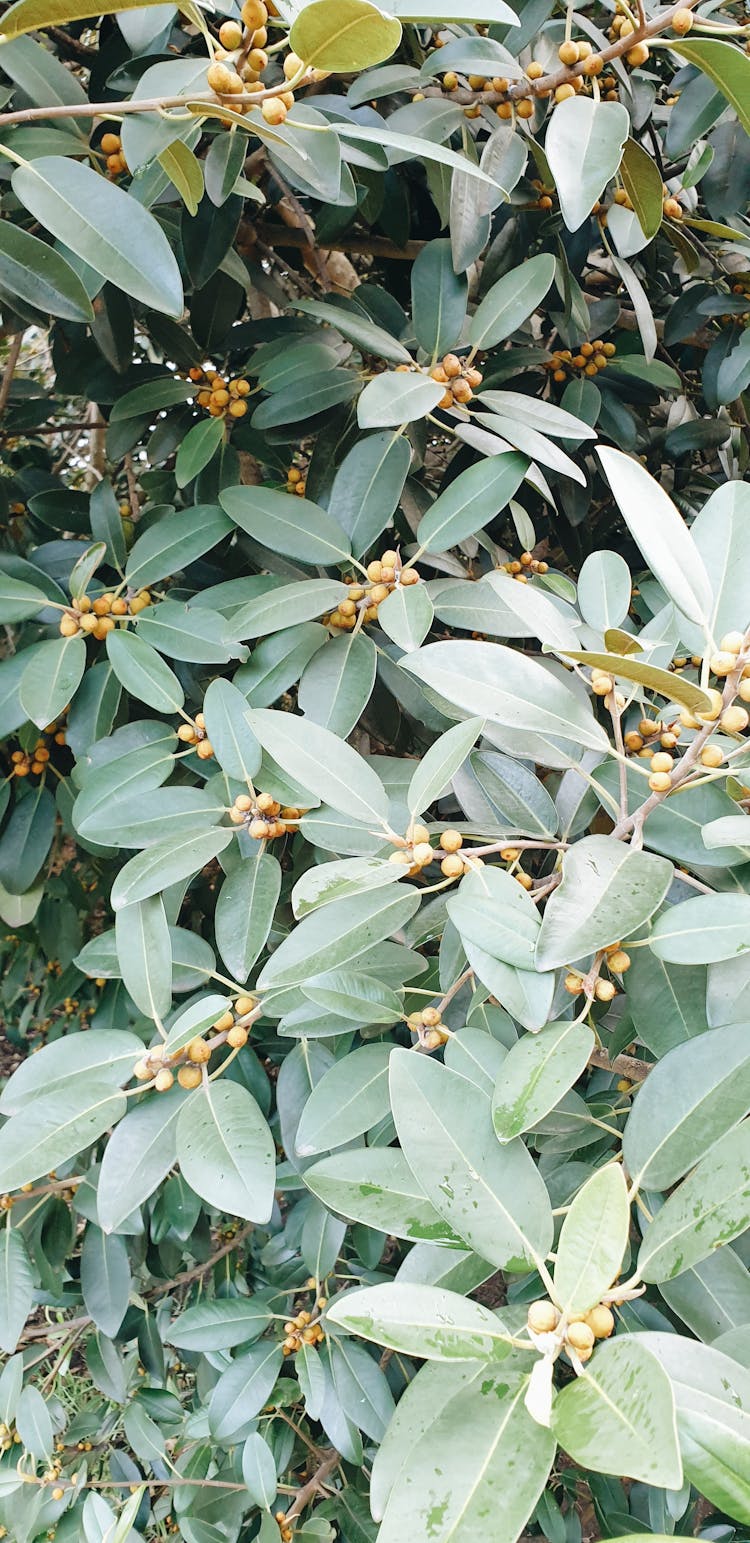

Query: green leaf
[81,1224,130,1337]
[0,1227,34,1353]
[242,1433,277,1510]
[296,1045,391,1155]
[175,416,225,488]
[402,640,609,754]
[162,994,231,1057]
[408,716,484,818]
[305,1147,460,1242]
[110,827,234,909]
[0,1081,127,1191]
[377,582,433,652]
[158,138,204,216]
[110,379,197,421]
[0,0,181,39]
[289,0,402,71]
[291,856,401,918]
[125,504,232,589]
[305,969,402,1023]
[560,647,713,716]
[252,367,358,429]
[298,632,377,738]
[295,297,411,365]
[390,1050,553,1271]
[620,137,663,241]
[0,34,87,109]
[553,1337,683,1487]
[246,707,388,826]
[669,38,750,136]
[0,784,55,894]
[69,541,106,603]
[115,896,172,1021]
[232,579,349,639]
[11,158,183,317]
[258,886,420,990]
[468,254,555,349]
[491,1020,594,1142]
[202,678,262,783]
[0,222,93,322]
[638,1332,750,1524]
[546,98,629,232]
[104,629,184,715]
[176,1080,275,1223]
[483,572,580,651]
[0,573,52,624]
[378,1371,555,1543]
[167,1297,273,1351]
[209,1342,284,1442]
[554,1163,630,1314]
[328,429,411,557]
[535,836,673,971]
[215,852,281,982]
[447,865,539,970]
[470,752,557,839]
[335,121,508,191]
[19,633,86,728]
[15,1385,53,1461]
[328,1283,525,1360]
[649,893,750,964]
[89,480,127,571]
[597,446,712,627]
[0,1029,143,1116]
[638,1122,750,1282]
[416,452,528,552]
[577,551,632,631]
[678,481,750,655]
[220,485,351,567]
[357,370,445,428]
[623,1021,750,1191]
[97,1087,184,1233]
[411,238,468,358]
[77,785,220,848]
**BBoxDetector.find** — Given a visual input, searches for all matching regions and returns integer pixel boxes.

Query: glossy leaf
[535,836,673,970]
[389,1050,553,1272]
[176,1080,275,1224]
[638,1122,750,1282]
[554,1163,630,1313]
[492,1020,594,1142]
[11,159,183,316]
[553,1337,683,1487]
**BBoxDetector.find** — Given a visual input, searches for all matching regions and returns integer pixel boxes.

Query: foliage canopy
[0,0,749,1537]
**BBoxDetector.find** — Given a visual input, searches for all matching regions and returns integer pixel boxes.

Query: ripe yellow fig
[527,1299,560,1333]
[566,1320,595,1351]
[586,1304,615,1339]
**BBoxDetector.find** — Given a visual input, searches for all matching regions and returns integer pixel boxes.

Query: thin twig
[0,330,25,418]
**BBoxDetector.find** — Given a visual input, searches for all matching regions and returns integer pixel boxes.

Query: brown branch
[0,329,24,418]
[282,1449,341,1522]
[253,224,426,260]
[611,637,750,842]
[123,451,140,519]
[0,76,314,131]
[417,0,701,104]
[86,399,106,489]
[589,1047,652,1082]
[26,1472,297,1495]
[148,1220,253,1296]
[0,420,108,435]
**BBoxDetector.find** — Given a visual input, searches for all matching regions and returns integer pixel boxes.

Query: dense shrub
[0,0,748,1537]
